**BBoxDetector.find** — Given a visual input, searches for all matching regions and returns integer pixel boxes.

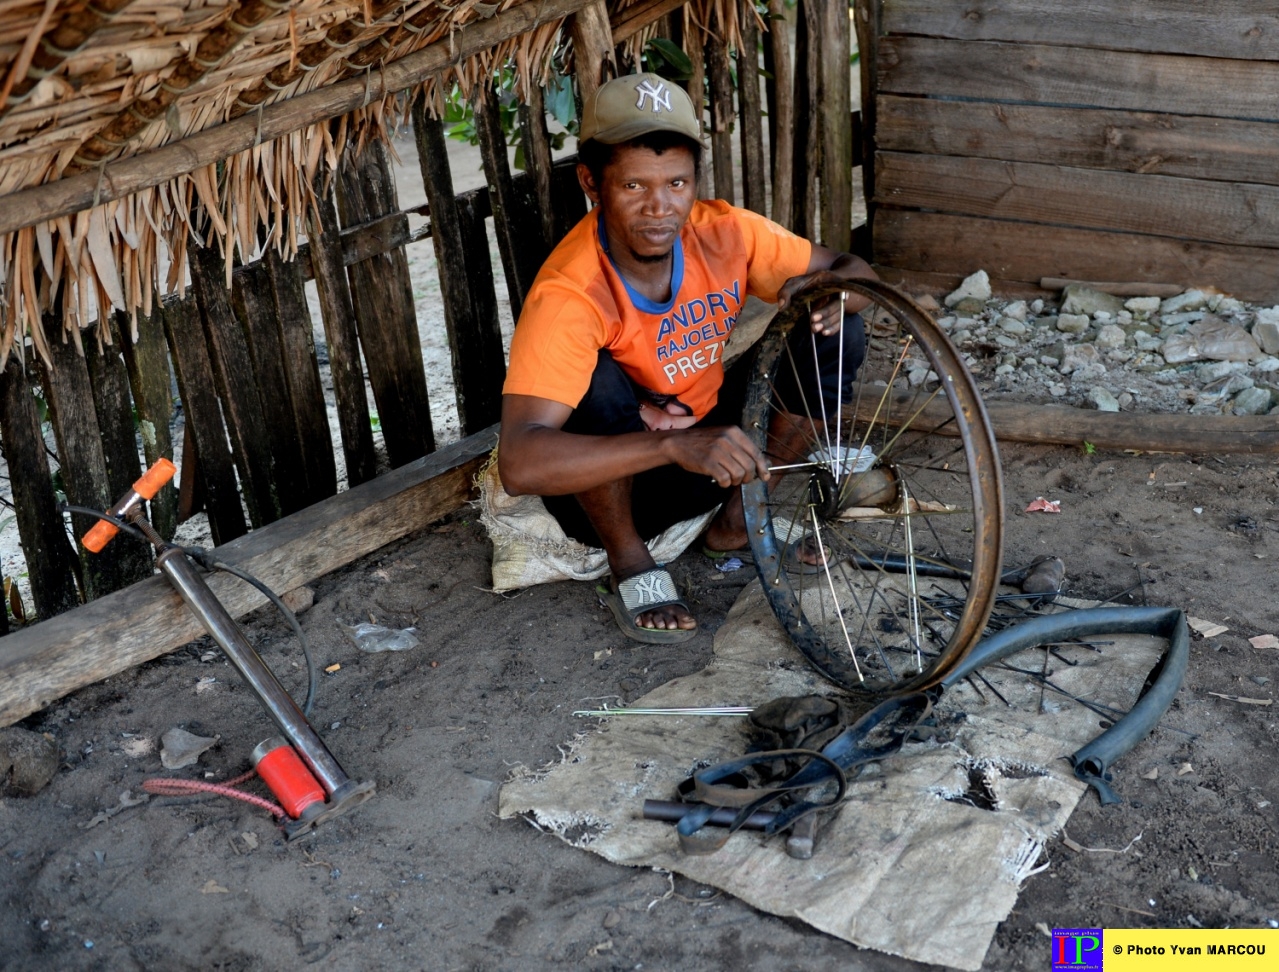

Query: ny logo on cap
[635,78,672,114]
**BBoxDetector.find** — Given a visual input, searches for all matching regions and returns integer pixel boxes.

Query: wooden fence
[859,0,1279,303]
[0,0,861,639]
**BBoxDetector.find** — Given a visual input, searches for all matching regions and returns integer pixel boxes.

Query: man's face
[579,144,697,265]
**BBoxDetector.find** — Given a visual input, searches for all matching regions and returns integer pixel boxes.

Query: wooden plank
[706,31,736,206]
[875,96,1279,188]
[413,104,506,434]
[1039,278,1185,299]
[518,83,558,252]
[38,330,132,600]
[118,306,178,540]
[307,172,378,488]
[0,356,80,620]
[453,193,506,434]
[82,321,153,586]
[873,210,1279,303]
[231,261,310,517]
[188,242,278,527]
[853,0,880,228]
[0,0,596,236]
[336,138,435,469]
[0,426,498,728]
[571,0,617,105]
[612,0,687,44]
[686,34,709,199]
[818,0,852,250]
[791,0,820,237]
[737,1,767,216]
[550,157,589,244]
[878,37,1279,121]
[882,0,1279,63]
[291,205,428,281]
[474,83,543,319]
[764,0,794,228]
[855,390,1279,455]
[265,248,337,505]
[875,151,1279,249]
[160,296,247,545]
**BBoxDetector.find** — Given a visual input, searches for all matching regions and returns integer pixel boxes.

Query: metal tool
[84,459,375,839]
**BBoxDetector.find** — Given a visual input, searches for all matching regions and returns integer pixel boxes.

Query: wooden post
[474,83,545,319]
[189,241,279,528]
[0,356,80,619]
[570,0,616,105]
[551,158,589,243]
[266,248,337,505]
[336,138,435,468]
[853,0,880,240]
[37,329,142,598]
[118,307,178,540]
[161,295,248,546]
[82,322,153,584]
[706,32,736,206]
[737,2,767,216]
[231,260,310,516]
[519,83,558,252]
[792,0,821,239]
[413,101,507,435]
[686,34,710,199]
[456,192,506,432]
[818,0,852,252]
[308,169,378,488]
[765,0,794,228]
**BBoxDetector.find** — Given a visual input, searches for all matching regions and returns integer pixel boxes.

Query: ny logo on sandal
[635,79,672,114]
[629,573,668,605]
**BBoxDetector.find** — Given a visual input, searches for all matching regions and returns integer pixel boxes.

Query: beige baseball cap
[578,72,705,146]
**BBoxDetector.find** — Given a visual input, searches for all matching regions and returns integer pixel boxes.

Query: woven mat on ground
[499,585,1167,970]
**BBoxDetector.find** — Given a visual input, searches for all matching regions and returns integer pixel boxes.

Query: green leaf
[513,143,526,171]
[1083,441,1096,455]
[648,38,694,79]
[546,74,576,128]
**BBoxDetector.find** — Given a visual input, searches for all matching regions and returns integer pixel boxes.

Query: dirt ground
[2,438,1277,971]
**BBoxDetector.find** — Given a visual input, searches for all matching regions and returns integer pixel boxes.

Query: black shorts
[542,315,865,546]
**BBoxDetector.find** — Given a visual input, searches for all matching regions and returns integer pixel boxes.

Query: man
[499,72,877,643]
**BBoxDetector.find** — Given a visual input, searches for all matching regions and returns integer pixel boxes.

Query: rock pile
[916,270,1279,416]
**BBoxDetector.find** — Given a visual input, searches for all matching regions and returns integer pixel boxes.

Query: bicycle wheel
[740,276,1004,696]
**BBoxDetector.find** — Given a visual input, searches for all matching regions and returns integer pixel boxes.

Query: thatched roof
[0,0,743,365]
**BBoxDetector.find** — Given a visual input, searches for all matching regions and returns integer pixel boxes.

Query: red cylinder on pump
[252,737,325,818]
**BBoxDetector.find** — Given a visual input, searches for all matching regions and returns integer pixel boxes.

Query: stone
[952,329,973,345]
[1162,333,1201,364]
[994,333,1020,348]
[1,727,60,796]
[1061,344,1104,376]
[1190,315,1260,362]
[944,270,992,308]
[1003,300,1028,322]
[1256,306,1279,327]
[1039,355,1060,367]
[951,297,986,317]
[1256,356,1279,373]
[1048,382,1067,398]
[1088,387,1120,412]
[1133,330,1163,352]
[1056,313,1090,334]
[1202,374,1253,397]
[998,316,1028,336]
[907,367,931,387]
[1252,320,1279,356]
[1124,296,1161,317]
[1160,289,1209,315]
[1105,349,1134,364]
[1116,310,1133,324]
[1030,299,1044,315]
[1117,392,1134,409]
[1061,284,1125,318]
[160,728,219,770]
[1216,297,1245,314]
[1195,361,1246,383]
[1094,324,1127,350]
[1161,311,1206,327]
[281,586,315,615]
[1093,311,1113,323]
[935,315,956,330]
[995,363,1015,375]
[915,293,941,313]
[1233,387,1273,415]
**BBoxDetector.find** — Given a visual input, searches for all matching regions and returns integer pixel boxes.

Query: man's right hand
[660,425,770,487]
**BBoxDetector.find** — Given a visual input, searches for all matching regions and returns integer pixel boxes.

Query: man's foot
[598,567,697,644]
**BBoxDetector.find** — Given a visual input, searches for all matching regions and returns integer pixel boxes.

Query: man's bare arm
[498,394,770,497]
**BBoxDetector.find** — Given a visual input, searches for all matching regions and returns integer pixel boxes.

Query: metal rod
[155,548,351,796]
[642,799,777,831]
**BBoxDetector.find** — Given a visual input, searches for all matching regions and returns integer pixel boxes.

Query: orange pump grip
[133,457,176,499]
[82,519,117,554]
[81,458,176,553]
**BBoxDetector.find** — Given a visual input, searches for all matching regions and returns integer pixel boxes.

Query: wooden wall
[861,0,1279,302]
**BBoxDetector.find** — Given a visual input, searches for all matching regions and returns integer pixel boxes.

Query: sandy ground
[2,440,1277,971]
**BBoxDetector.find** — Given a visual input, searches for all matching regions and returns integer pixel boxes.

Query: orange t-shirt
[503,200,812,420]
